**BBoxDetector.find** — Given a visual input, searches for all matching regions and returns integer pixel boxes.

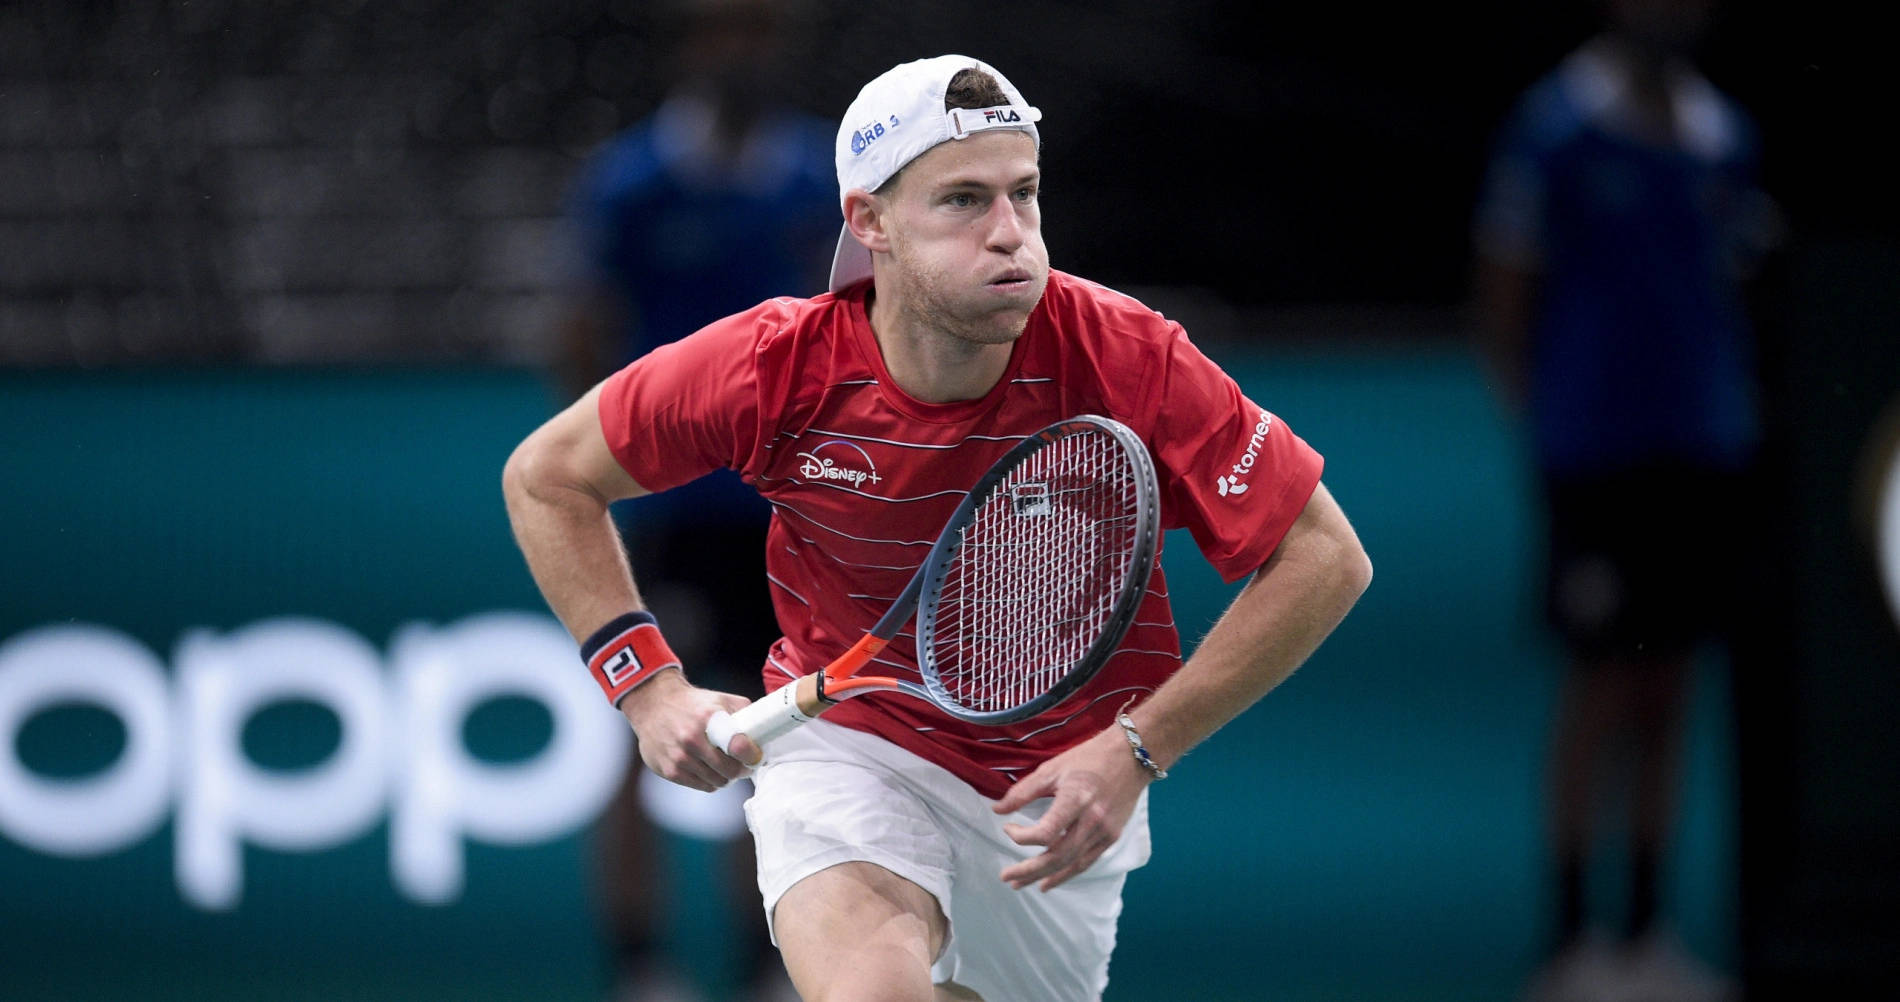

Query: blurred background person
[553,1,836,999]
[1471,0,1781,999]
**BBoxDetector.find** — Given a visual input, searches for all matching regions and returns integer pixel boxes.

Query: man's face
[879,130,1049,346]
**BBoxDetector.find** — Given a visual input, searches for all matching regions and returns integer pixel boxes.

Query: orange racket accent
[823,676,904,696]
[823,633,890,682]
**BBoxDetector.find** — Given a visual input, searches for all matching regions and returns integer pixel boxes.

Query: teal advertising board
[0,352,1737,1001]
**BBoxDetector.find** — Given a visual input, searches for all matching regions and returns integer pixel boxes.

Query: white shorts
[743,719,1152,1002]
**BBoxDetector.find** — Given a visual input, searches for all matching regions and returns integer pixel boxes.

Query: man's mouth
[988,269,1033,289]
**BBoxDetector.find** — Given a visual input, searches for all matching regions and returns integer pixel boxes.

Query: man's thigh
[773,861,947,1002]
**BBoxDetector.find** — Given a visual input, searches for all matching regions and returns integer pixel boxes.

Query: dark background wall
[4,0,1888,361]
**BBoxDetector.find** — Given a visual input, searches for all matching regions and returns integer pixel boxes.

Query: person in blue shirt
[1473,0,1779,999]
[554,3,836,999]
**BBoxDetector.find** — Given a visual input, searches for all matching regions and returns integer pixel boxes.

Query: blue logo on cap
[848,116,902,157]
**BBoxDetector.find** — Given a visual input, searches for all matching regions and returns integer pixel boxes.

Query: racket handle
[705,674,827,766]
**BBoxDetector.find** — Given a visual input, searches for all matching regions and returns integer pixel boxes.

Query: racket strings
[928,429,1142,714]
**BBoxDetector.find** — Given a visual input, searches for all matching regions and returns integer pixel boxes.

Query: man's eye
[947,193,976,208]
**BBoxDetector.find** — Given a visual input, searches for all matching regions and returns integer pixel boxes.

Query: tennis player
[504,55,1372,1002]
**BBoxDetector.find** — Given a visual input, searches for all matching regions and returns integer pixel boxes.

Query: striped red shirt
[599,270,1323,798]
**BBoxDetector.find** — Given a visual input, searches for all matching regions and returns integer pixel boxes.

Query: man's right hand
[618,669,761,791]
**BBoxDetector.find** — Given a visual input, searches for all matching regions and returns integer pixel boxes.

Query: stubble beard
[890,241,1043,351]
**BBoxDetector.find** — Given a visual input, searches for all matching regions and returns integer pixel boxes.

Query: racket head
[914,415,1160,725]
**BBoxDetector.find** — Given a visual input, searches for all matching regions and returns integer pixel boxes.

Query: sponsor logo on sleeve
[1216,410,1275,499]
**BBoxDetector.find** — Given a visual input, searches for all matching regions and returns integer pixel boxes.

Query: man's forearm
[501,450,644,644]
[498,388,759,783]
[1130,489,1371,770]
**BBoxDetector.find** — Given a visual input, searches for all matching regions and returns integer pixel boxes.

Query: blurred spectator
[1471,1,1780,1000]
[554,2,835,1000]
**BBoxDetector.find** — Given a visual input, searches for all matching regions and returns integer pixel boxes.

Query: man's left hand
[991,726,1151,892]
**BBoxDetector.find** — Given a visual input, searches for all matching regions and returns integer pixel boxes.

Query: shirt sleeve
[596,307,768,492]
[1145,325,1324,583]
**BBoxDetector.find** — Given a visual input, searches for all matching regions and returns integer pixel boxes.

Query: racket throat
[821,632,892,695]
[799,671,840,714]
[811,632,903,706]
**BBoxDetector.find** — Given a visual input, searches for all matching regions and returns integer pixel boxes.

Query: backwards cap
[827,55,1042,293]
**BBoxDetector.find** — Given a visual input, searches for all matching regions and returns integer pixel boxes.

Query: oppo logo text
[0,613,629,910]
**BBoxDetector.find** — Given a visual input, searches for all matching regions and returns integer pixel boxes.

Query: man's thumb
[992,770,1053,814]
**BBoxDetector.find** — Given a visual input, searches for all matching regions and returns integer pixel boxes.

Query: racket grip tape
[705,674,829,766]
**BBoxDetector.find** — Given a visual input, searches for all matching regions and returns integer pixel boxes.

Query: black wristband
[580,610,658,664]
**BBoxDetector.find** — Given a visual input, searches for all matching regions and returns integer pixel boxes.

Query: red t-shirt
[599,270,1323,798]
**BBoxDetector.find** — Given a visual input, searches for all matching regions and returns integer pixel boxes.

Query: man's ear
[843,188,892,255]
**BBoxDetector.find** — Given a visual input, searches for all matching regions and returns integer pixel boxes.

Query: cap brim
[827,224,873,294]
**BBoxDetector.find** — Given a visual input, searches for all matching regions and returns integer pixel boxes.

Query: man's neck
[866,288,1015,404]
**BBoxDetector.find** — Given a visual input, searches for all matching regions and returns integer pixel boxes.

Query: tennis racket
[705,414,1161,765]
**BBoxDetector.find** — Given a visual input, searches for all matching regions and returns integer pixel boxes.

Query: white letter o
[0,625,172,856]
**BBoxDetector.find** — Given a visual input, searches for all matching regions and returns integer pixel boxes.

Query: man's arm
[992,481,1371,890]
[1126,481,1371,768]
[501,382,758,790]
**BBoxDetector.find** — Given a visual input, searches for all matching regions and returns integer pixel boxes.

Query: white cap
[827,55,1043,293]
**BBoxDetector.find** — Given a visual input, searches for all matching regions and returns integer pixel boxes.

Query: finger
[691,712,760,774]
[1002,839,1087,890]
[691,735,754,786]
[663,749,729,792]
[992,770,1056,814]
[1002,790,1082,847]
[1002,817,1086,884]
[1001,822,1087,886]
[1037,858,1093,892]
[659,768,717,793]
[702,750,749,781]
[690,728,754,779]
[1000,850,1061,889]
[1038,832,1116,892]
[1004,826,1112,892]
[725,733,763,768]
[703,698,762,767]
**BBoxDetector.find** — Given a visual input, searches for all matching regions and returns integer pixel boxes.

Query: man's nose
[984,198,1026,252]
